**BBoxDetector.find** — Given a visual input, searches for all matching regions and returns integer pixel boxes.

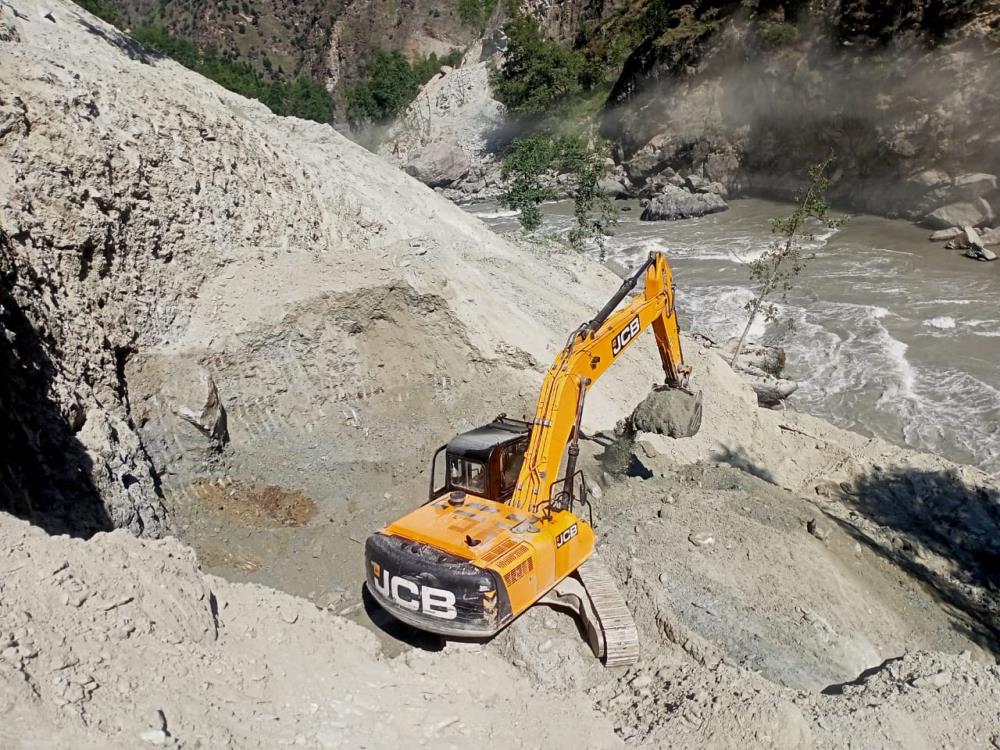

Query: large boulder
[403,142,471,188]
[598,176,629,198]
[963,226,998,261]
[924,198,994,229]
[630,387,703,438]
[952,173,997,200]
[640,186,728,221]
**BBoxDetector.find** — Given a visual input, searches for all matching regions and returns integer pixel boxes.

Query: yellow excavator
[365,251,699,666]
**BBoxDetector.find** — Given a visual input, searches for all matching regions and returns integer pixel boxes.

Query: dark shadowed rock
[640,186,728,221]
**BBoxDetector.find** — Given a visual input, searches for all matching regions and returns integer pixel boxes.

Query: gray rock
[980,227,1000,247]
[924,199,994,229]
[688,531,715,547]
[597,176,628,198]
[630,388,703,438]
[703,150,740,185]
[723,339,785,376]
[907,169,950,189]
[964,226,999,261]
[910,671,952,690]
[684,174,711,192]
[76,411,166,537]
[806,518,830,541]
[739,367,798,407]
[640,186,728,221]
[403,143,471,188]
[953,172,997,200]
[967,245,998,261]
[929,227,963,242]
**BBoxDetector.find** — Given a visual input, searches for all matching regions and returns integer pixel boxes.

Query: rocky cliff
[600,1,1000,225]
[83,0,481,108]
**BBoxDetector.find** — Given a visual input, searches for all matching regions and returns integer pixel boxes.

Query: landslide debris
[3,3,1000,749]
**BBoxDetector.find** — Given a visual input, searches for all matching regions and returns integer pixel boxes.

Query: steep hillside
[80,0,483,110]
[0,0,665,537]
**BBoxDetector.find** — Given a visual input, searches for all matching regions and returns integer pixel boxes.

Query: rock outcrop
[378,58,505,199]
[640,186,728,221]
[602,6,1000,225]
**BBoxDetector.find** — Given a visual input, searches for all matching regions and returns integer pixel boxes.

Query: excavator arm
[511,251,691,513]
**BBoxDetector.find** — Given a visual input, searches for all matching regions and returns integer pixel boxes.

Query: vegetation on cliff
[347,48,463,126]
[130,26,334,123]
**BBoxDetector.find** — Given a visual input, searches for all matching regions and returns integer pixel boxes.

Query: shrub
[458,0,497,31]
[490,12,592,116]
[130,26,333,123]
[759,20,799,48]
[500,133,617,250]
[347,49,462,126]
[73,0,120,25]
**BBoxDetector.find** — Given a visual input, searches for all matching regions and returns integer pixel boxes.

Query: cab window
[500,439,528,494]
[447,455,487,495]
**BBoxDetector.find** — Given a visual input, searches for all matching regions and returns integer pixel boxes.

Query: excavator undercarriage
[364,251,699,667]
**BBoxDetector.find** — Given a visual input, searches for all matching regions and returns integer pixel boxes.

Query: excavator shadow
[360,584,446,652]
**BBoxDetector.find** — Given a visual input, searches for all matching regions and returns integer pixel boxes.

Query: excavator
[364,251,699,667]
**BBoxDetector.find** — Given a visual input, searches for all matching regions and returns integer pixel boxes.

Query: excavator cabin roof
[446,415,531,463]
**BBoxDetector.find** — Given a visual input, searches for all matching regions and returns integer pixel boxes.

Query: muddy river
[467,198,1000,476]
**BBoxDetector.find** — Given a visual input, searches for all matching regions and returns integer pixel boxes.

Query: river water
[465,198,1000,477]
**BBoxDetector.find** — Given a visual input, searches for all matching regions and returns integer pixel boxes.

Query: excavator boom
[512,252,689,514]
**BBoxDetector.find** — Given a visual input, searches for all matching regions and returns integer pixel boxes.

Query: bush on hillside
[130,26,334,123]
[458,0,497,31]
[347,49,462,126]
[490,12,599,116]
[73,0,120,25]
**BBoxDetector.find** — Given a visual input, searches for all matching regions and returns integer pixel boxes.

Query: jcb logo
[370,564,457,620]
[556,523,578,548]
[611,316,641,357]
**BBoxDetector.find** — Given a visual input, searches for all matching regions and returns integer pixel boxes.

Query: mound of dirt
[0,513,621,749]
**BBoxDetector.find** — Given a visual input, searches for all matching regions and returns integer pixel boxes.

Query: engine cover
[364,532,513,636]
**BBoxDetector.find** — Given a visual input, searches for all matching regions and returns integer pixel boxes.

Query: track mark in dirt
[192,480,317,528]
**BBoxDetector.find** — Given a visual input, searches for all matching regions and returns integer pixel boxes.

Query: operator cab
[429,415,531,503]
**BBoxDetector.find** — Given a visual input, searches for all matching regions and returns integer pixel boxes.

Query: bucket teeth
[576,555,640,668]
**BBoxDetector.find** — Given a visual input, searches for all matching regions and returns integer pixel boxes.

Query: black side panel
[365,533,512,636]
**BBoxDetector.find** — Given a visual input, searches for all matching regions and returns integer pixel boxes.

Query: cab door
[496,437,529,502]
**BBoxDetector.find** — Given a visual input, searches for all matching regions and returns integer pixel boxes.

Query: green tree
[499,133,617,251]
[129,26,334,123]
[347,49,462,126]
[73,0,120,25]
[490,12,592,115]
[731,158,845,368]
[458,0,497,31]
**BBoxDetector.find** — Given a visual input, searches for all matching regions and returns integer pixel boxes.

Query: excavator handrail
[584,254,656,334]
